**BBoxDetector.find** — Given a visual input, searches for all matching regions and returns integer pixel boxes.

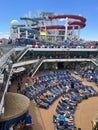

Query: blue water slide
[20,17,43,21]
[12,24,25,29]
[20,37,39,43]
[20,17,43,27]
[20,28,40,34]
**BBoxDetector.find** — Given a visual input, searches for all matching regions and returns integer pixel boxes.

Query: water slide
[19,27,40,44]
[20,28,39,34]
[12,24,25,29]
[20,17,43,26]
[34,14,86,30]
[19,17,44,44]
[49,14,86,29]
[18,14,86,45]
[49,14,86,22]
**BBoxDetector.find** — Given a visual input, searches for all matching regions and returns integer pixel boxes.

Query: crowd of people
[8,112,33,130]
[20,70,98,129]
[74,66,98,85]
[30,40,98,49]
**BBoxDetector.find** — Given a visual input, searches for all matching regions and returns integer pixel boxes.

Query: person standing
[25,112,33,129]
[81,72,84,81]
[17,82,21,93]
[71,81,74,89]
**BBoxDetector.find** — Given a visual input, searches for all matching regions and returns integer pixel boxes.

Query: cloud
[59,18,65,22]
[5,32,10,34]
[0,32,10,38]
[0,32,3,35]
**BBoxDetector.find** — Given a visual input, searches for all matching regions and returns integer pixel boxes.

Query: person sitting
[90,75,93,81]
[56,115,73,129]
[9,125,14,130]
[39,95,45,100]
[59,120,69,128]
[58,113,73,123]
[25,112,33,127]
[25,82,29,89]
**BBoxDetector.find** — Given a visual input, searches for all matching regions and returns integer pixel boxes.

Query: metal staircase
[0,48,4,57]
[0,49,14,68]
[28,58,43,77]
[15,47,29,62]
[91,58,98,66]
[0,64,13,114]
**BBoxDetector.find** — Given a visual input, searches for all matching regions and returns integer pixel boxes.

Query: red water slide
[34,14,86,30]
[47,14,86,30]
[49,14,86,22]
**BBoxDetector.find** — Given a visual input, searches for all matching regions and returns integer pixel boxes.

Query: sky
[0,0,98,40]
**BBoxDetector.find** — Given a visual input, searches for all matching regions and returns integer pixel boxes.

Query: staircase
[0,49,14,68]
[28,58,43,77]
[15,47,29,62]
[91,58,98,66]
[0,64,13,114]
[0,48,4,57]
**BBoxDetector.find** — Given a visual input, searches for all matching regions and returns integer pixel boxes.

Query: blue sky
[0,0,98,40]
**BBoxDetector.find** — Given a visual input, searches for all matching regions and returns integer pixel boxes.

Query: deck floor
[8,72,98,130]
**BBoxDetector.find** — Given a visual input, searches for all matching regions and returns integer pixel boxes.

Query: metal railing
[14,47,29,62]
[91,58,98,66]
[29,58,43,77]
[0,48,15,68]
[0,64,13,114]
